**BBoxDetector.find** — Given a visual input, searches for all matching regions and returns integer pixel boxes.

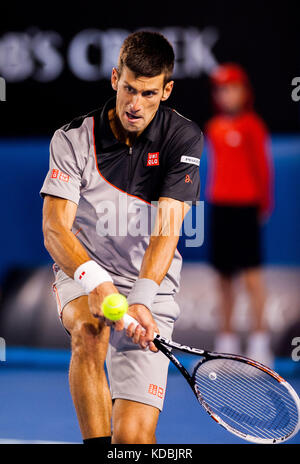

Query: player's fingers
[148,341,158,352]
[92,310,104,320]
[126,322,136,338]
[144,323,157,343]
[133,325,143,344]
[90,304,104,318]
[139,333,153,349]
[114,319,124,331]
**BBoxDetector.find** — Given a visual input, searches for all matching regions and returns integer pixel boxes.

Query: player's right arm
[42,199,123,329]
[41,129,124,327]
[42,195,89,277]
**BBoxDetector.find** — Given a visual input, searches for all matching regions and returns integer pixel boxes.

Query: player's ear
[161,80,174,102]
[111,67,119,91]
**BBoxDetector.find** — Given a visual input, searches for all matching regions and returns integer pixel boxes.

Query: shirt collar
[98,96,160,149]
[141,108,160,142]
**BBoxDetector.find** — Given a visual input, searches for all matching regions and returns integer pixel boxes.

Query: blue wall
[0,136,300,284]
[178,135,300,265]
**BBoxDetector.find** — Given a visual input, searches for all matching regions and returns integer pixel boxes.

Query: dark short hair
[118,31,175,86]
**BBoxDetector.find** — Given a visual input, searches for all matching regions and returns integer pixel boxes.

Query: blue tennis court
[0,349,299,444]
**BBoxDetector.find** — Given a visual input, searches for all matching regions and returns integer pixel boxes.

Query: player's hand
[126,304,159,352]
[88,282,125,331]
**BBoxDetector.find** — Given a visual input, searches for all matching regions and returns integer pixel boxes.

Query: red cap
[210,63,254,111]
[210,63,250,86]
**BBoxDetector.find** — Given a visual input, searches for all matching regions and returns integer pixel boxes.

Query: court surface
[0,351,299,444]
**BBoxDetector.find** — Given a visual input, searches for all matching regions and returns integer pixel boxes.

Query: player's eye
[125,85,136,94]
[142,91,156,98]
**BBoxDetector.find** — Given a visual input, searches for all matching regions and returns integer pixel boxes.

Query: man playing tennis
[41,31,203,444]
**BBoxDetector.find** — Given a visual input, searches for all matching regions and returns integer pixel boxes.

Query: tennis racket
[123,313,300,444]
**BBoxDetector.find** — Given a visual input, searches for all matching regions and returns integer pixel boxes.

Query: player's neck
[108,108,137,147]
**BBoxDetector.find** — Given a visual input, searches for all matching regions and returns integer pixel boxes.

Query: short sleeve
[159,130,203,204]
[40,129,82,205]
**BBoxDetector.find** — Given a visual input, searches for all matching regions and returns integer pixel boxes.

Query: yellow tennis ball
[101,293,128,321]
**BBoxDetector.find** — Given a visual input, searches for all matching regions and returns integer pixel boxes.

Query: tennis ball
[101,293,128,321]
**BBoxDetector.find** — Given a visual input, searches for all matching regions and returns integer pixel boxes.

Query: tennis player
[40,31,203,444]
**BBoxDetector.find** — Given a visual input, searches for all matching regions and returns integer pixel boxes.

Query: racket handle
[123,313,158,339]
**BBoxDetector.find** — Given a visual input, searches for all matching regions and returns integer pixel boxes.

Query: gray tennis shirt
[40,97,203,295]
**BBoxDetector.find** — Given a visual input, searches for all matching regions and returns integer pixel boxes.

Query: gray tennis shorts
[52,264,180,411]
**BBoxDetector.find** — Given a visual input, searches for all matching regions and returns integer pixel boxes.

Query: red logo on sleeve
[147,152,159,166]
[148,384,164,399]
[59,172,70,182]
[51,169,69,182]
[51,169,59,179]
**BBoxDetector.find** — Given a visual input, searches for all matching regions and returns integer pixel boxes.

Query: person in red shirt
[205,63,274,366]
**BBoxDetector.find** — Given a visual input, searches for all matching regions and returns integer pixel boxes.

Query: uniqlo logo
[157,387,164,399]
[147,152,159,166]
[148,384,158,395]
[59,172,70,182]
[51,169,59,179]
[51,169,69,182]
[148,384,164,399]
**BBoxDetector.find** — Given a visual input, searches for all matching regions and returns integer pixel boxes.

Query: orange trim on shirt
[74,228,82,236]
[92,116,153,207]
[91,116,182,260]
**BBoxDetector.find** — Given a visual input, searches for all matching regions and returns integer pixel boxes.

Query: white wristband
[74,260,113,293]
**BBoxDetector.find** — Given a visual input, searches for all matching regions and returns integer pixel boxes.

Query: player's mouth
[125,111,142,123]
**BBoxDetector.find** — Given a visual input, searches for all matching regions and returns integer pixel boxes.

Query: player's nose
[130,94,142,112]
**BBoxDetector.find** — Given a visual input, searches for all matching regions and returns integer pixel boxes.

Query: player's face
[111,66,173,135]
[213,82,248,114]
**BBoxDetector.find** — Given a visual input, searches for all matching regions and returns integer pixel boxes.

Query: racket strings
[198,374,272,425]
[195,365,296,438]
[198,378,291,438]
[196,366,297,438]
[198,363,293,420]
[193,358,299,440]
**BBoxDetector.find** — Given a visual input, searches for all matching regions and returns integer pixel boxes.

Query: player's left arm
[126,197,191,352]
[140,196,190,282]
[127,125,203,351]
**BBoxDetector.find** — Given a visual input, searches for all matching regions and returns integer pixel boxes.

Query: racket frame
[154,334,300,444]
[123,315,300,444]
